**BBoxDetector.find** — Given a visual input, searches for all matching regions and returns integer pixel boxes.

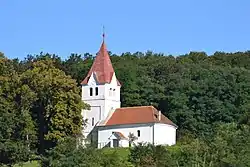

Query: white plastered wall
[153,123,176,146]
[82,72,121,137]
[97,124,154,148]
[98,123,177,148]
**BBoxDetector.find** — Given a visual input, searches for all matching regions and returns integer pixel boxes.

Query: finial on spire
[102,26,105,41]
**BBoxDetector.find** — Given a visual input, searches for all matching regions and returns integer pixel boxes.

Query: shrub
[129,143,174,167]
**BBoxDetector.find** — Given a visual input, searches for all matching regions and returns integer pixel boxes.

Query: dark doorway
[113,139,119,147]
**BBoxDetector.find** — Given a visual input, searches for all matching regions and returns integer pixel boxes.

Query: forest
[1,50,250,166]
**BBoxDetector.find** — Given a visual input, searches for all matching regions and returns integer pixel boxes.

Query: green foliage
[44,137,103,167]
[44,133,250,167]
[19,58,87,153]
[101,151,133,167]
[44,137,132,167]
[63,53,93,84]
[210,123,250,166]
[2,50,250,166]
[101,147,130,161]
[165,123,250,167]
[0,56,36,166]
[14,161,40,167]
[161,64,250,137]
[0,56,87,166]
[129,143,174,167]
[168,138,212,166]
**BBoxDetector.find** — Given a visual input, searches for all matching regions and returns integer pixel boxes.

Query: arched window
[90,88,93,96]
[92,117,94,126]
[95,87,98,96]
[113,89,116,96]
[137,130,140,137]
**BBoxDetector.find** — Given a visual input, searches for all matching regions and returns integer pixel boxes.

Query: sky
[0,0,250,60]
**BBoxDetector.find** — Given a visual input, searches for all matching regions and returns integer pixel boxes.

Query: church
[81,36,177,148]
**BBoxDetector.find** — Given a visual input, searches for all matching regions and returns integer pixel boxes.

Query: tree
[63,53,93,84]
[20,58,88,154]
[210,123,250,166]
[45,137,132,167]
[101,150,133,167]
[0,55,36,166]
[128,133,138,147]
[161,64,250,137]
[129,143,174,167]
[44,137,102,167]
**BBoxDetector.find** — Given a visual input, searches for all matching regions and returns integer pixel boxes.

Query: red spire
[81,38,121,86]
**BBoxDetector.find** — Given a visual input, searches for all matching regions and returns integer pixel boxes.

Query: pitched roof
[104,106,177,127]
[109,131,128,140]
[81,41,121,86]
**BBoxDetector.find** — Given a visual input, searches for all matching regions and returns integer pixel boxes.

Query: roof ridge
[104,105,177,128]
[117,106,154,110]
[100,41,108,75]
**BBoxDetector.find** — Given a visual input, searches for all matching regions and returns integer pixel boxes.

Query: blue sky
[0,0,250,59]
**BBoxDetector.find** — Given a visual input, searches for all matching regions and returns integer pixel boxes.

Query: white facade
[154,124,176,145]
[97,123,177,148]
[108,133,129,148]
[82,72,121,138]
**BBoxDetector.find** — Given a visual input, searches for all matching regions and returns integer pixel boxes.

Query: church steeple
[81,34,121,140]
[81,36,121,86]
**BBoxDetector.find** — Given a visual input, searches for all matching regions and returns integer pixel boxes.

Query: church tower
[81,36,121,139]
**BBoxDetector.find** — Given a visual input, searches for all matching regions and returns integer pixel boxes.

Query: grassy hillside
[101,147,130,159]
[14,161,40,167]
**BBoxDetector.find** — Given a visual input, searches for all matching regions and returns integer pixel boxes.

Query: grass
[101,147,130,160]
[14,161,40,167]
[10,148,130,167]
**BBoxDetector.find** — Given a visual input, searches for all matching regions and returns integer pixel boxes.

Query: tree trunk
[37,105,45,155]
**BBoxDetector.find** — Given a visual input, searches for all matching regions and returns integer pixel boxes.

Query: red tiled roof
[81,41,121,86]
[112,132,128,140]
[105,106,177,127]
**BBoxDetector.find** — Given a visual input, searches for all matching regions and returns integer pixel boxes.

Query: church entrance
[113,139,119,147]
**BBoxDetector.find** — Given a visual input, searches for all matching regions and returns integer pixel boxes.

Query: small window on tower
[95,87,98,96]
[92,117,94,126]
[109,88,112,96]
[137,130,140,137]
[113,89,116,96]
[90,88,93,96]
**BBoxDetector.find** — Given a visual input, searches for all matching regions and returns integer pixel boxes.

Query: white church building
[81,37,177,148]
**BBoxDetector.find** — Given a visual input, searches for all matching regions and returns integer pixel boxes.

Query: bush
[129,143,174,167]
[101,151,133,167]
[43,137,133,167]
